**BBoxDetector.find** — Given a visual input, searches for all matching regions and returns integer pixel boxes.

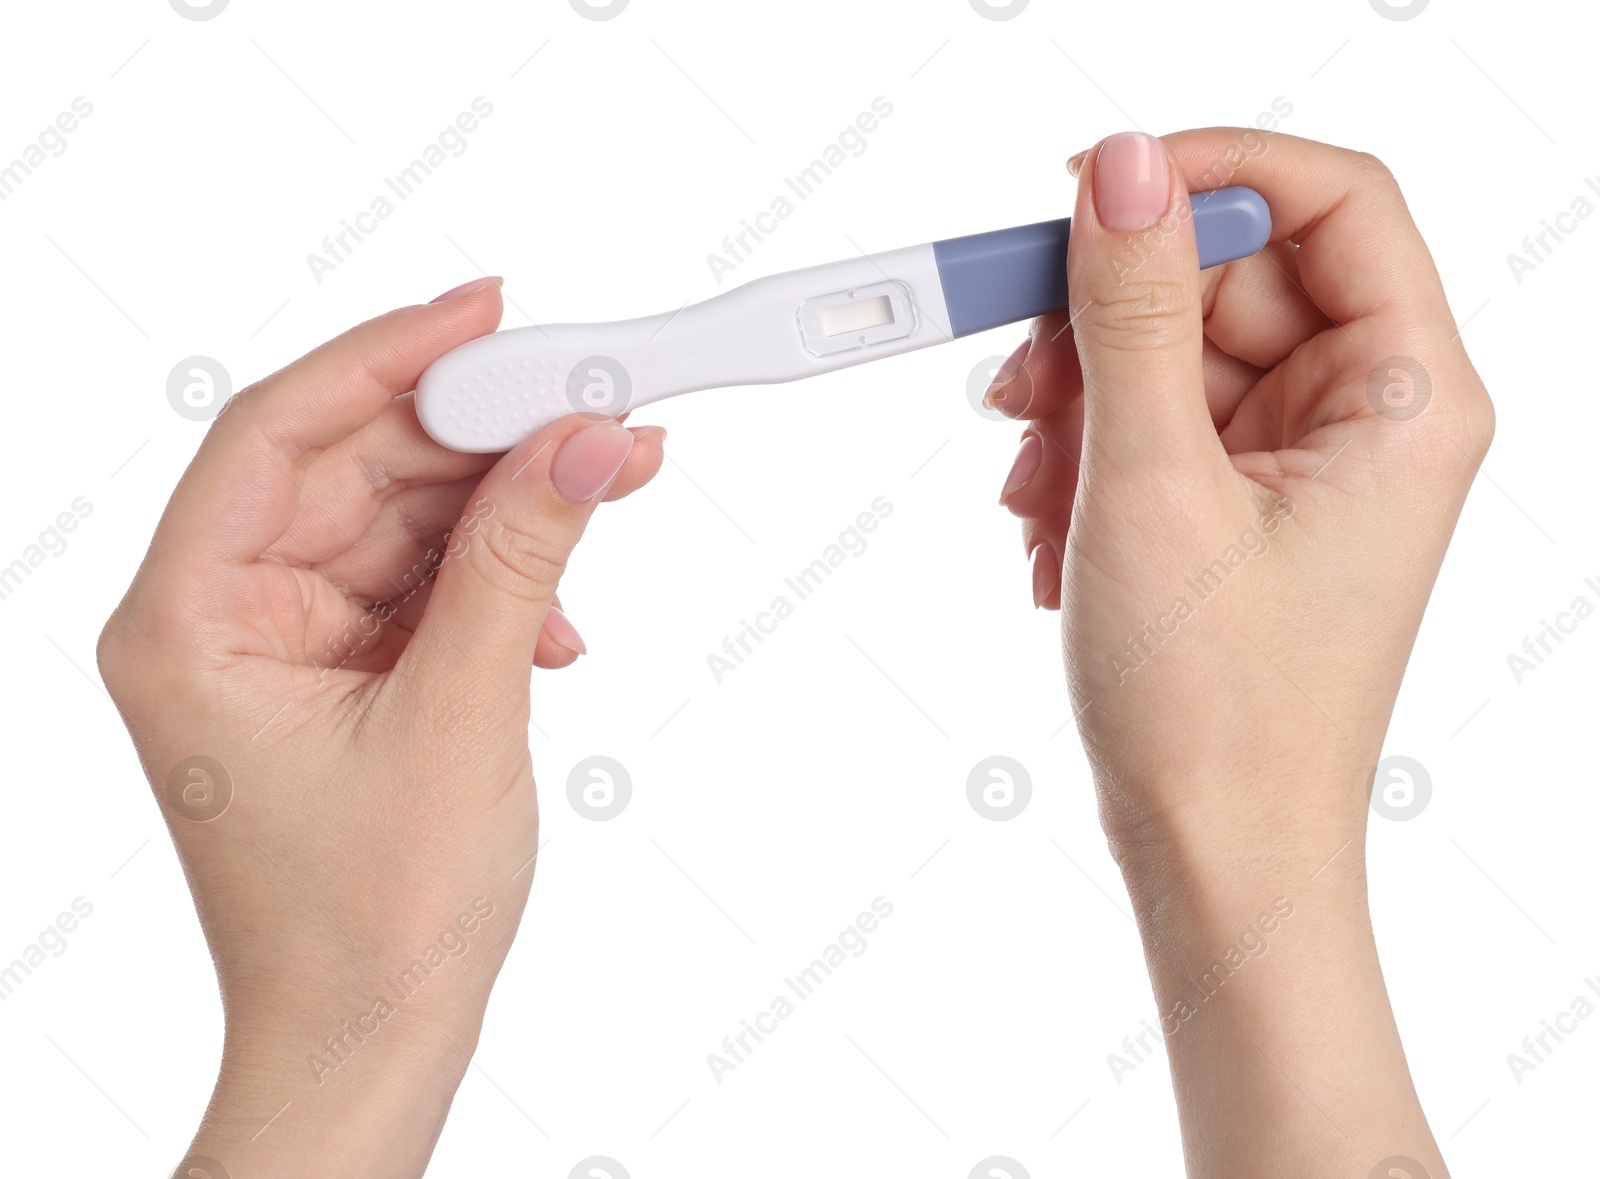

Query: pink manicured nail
[1000,434,1042,505]
[983,336,1032,407]
[1093,132,1170,232]
[431,276,503,303]
[1030,541,1059,609]
[542,605,587,655]
[552,423,634,502]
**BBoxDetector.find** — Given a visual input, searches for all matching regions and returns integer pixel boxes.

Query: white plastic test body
[416,187,1271,453]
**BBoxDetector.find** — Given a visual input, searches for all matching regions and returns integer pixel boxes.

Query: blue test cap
[931,185,1272,338]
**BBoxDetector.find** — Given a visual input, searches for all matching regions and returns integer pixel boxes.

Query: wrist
[1096,758,1376,889]
[1103,776,1384,1042]
[1100,767,1379,973]
[184,1013,478,1178]
[1105,801,1442,1177]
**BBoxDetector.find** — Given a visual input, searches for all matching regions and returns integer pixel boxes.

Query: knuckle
[469,514,569,602]
[96,614,131,697]
[1463,387,1496,461]
[1351,150,1400,193]
[1082,278,1198,352]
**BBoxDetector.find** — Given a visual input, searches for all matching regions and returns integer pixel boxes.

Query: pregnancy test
[416,186,1270,453]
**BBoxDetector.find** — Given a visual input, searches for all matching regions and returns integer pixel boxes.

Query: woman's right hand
[991,128,1493,867]
[987,129,1491,1177]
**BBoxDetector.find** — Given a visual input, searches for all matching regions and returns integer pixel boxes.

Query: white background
[0,0,1593,1175]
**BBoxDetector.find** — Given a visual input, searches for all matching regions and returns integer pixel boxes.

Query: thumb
[399,417,634,699]
[1070,131,1220,474]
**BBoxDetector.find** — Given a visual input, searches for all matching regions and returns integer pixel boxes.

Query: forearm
[1113,805,1446,1179]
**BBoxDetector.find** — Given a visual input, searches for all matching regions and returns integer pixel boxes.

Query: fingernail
[1000,434,1043,506]
[627,424,668,446]
[552,423,634,502]
[1093,132,1170,232]
[1066,149,1088,177]
[542,604,587,655]
[431,276,503,303]
[1030,540,1059,609]
[983,336,1032,408]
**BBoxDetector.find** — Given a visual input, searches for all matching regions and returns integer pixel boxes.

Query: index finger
[1158,127,1453,332]
[156,285,505,564]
